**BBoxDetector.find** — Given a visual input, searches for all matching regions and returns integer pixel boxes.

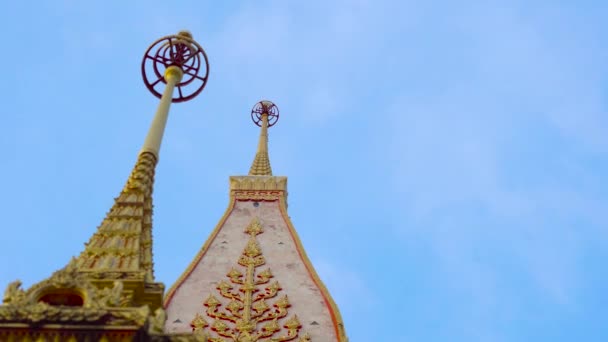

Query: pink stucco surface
[164,199,339,341]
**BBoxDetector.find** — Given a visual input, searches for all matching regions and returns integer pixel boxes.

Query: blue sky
[1,1,608,341]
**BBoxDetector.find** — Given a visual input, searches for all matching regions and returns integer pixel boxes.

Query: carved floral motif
[190,218,310,342]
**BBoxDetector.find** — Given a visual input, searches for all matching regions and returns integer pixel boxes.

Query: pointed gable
[164,101,348,341]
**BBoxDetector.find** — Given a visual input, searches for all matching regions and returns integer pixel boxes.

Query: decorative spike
[274,295,290,309]
[217,280,232,292]
[227,268,243,279]
[284,315,302,330]
[190,313,209,331]
[212,320,229,333]
[204,294,221,308]
[262,319,280,333]
[248,101,279,175]
[252,299,269,314]
[244,218,264,236]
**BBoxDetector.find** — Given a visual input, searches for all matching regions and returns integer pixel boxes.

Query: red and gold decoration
[190,218,310,342]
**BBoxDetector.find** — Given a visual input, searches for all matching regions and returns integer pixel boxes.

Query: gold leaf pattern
[191,217,309,341]
[76,152,158,281]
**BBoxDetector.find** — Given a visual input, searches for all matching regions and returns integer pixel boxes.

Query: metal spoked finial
[251,100,279,127]
[141,31,209,103]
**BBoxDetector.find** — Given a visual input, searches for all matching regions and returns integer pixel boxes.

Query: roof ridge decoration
[248,101,279,176]
[0,258,151,326]
[189,217,311,342]
[75,151,157,280]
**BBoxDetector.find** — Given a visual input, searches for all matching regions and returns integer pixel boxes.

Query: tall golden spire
[248,100,279,176]
[74,31,209,285]
[0,31,211,340]
[75,67,184,282]
[76,66,182,279]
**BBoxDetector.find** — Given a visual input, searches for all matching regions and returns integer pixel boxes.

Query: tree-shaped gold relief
[190,218,310,342]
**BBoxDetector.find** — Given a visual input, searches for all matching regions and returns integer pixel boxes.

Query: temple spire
[248,100,279,176]
[249,113,272,175]
[164,102,348,341]
[74,31,209,283]
[0,31,211,340]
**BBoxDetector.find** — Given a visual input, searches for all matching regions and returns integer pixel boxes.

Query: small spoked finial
[251,100,279,127]
[141,31,209,103]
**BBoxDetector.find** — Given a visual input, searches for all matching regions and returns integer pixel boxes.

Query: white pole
[140,65,184,158]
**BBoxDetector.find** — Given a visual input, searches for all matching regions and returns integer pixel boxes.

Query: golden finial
[249,100,279,176]
[141,31,210,158]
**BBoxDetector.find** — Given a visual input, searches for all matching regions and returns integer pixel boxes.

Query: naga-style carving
[97,281,124,307]
[2,280,25,305]
[0,258,148,326]
[190,218,310,342]
[149,308,168,334]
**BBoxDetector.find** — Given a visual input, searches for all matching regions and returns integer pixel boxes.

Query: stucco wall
[164,199,339,341]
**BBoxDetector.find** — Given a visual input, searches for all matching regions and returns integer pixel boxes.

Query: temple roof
[164,101,348,341]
